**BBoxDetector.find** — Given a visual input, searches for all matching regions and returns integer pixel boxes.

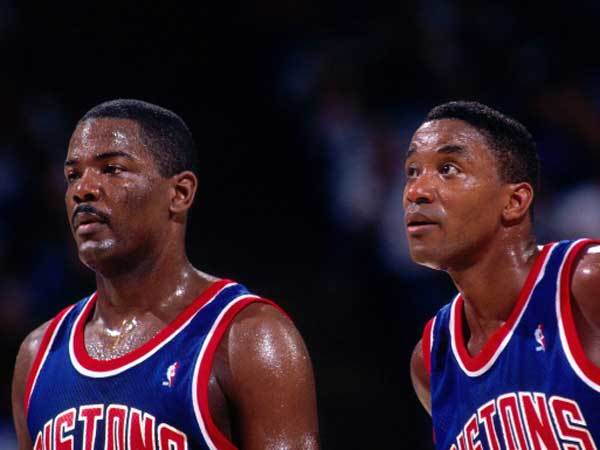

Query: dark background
[1,2,600,448]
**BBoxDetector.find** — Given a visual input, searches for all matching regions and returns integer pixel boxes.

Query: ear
[502,182,534,223]
[168,171,198,220]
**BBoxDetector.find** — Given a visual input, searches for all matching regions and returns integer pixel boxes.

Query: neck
[448,232,539,331]
[92,240,215,324]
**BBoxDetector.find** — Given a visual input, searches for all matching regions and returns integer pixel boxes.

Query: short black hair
[425,101,540,193]
[79,99,197,177]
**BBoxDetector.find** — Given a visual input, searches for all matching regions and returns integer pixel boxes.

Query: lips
[72,208,111,238]
[405,212,437,226]
[405,212,439,234]
[73,212,106,229]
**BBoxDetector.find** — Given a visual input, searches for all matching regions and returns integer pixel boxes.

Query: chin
[408,245,446,271]
[77,239,117,270]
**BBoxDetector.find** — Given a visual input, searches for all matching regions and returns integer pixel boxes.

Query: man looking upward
[407,101,599,449]
[12,99,319,450]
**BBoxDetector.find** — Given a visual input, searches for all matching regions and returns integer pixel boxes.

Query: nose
[404,172,435,205]
[72,169,101,204]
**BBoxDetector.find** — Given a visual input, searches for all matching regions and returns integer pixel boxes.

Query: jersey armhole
[422,317,435,377]
[192,296,284,450]
[559,238,600,388]
[23,304,75,416]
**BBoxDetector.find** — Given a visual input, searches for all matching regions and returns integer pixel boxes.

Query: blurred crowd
[278,1,600,282]
[2,1,600,448]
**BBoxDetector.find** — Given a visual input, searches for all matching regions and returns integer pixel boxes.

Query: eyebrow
[405,144,468,160]
[436,144,467,155]
[406,146,417,159]
[65,150,134,166]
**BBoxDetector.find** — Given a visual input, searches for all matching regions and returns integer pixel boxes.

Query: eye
[405,165,419,178]
[65,171,80,183]
[104,165,124,175]
[440,163,459,176]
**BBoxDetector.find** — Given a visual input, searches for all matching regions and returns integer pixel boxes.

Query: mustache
[71,204,110,226]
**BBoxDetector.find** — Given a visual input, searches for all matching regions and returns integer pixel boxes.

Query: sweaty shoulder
[221,302,315,396]
[13,320,52,400]
[571,243,600,328]
[225,302,308,368]
[216,302,319,449]
[12,320,52,449]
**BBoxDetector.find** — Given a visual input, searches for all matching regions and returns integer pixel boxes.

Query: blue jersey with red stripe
[25,279,277,450]
[423,239,600,450]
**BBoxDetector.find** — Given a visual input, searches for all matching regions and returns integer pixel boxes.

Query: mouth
[406,221,438,233]
[73,211,108,235]
[75,221,106,235]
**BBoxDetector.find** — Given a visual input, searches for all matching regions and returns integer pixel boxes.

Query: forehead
[408,118,493,161]
[67,118,148,161]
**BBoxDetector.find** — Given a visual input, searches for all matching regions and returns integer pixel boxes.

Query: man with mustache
[11,99,319,450]
[407,101,600,449]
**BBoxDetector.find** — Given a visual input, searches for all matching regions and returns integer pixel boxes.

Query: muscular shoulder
[214,301,319,449]
[571,243,600,327]
[223,303,311,377]
[12,320,52,449]
[14,321,52,387]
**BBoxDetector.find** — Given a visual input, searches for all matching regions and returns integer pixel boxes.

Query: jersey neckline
[69,278,234,377]
[450,243,554,376]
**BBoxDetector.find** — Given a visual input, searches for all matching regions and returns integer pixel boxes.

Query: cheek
[65,190,76,226]
[121,181,154,206]
[118,181,169,224]
[446,185,501,226]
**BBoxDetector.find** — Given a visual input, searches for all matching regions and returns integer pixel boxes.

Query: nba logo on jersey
[25,280,284,449]
[535,323,545,352]
[162,362,180,387]
[425,240,600,450]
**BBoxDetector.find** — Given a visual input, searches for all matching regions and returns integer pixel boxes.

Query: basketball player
[11,99,320,450]
[407,101,599,448]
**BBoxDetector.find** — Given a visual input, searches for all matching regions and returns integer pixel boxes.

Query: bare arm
[215,303,319,450]
[11,321,51,450]
[571,244,600,365]
[410,339,431,416]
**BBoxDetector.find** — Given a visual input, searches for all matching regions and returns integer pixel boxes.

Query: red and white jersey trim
[422,317,436,376]
[557,238,600,392]
[69,279,235,378]
[192,294,279,450]
[450,243,556,377]
[24,305,76,416]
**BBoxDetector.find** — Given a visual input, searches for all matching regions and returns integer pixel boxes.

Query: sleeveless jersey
[25,279,279,450]
[422,239,600,450]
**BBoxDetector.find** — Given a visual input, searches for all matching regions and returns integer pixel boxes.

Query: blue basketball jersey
[422,239,600,450]
[25,279,279,450]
